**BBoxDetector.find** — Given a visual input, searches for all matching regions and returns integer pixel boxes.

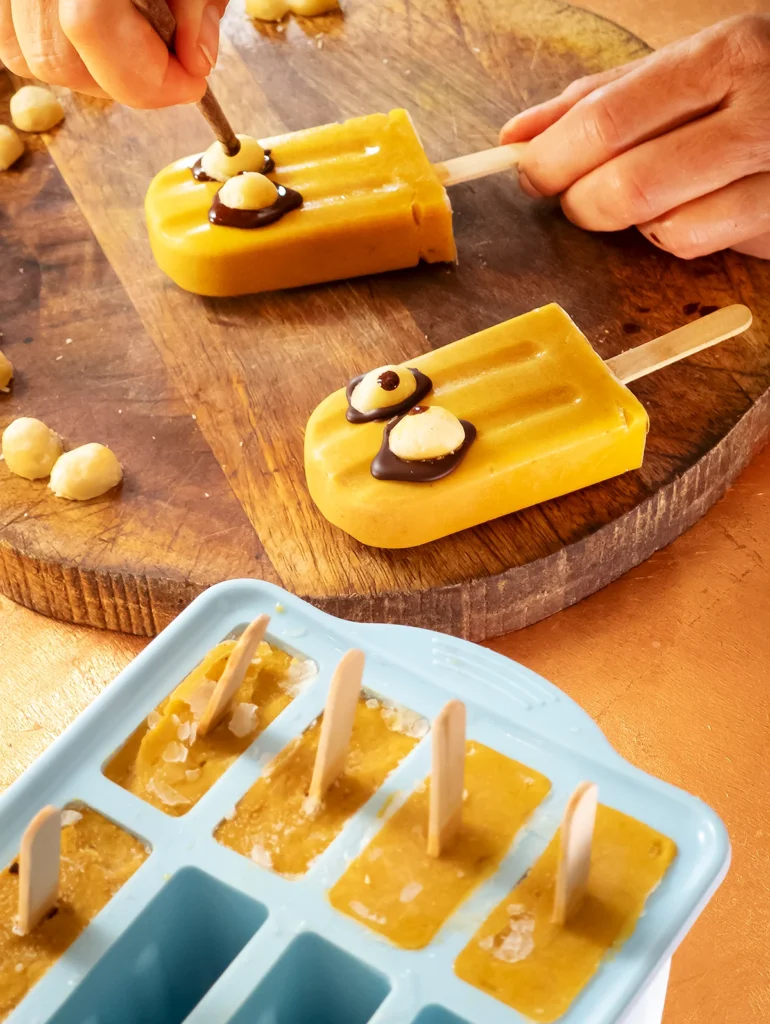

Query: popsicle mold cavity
[454,804,677,1022]
[105,637,314,815]
[328,742,551,949]
[146,109,456,296]
[216,694,426,877]
[0,808,148,1019]
[305,303,650,547]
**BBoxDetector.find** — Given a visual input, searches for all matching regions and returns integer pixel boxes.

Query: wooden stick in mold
[552,781,598,926]
[198,614,270,736]
[605,304,753,384]
[308,649,365,803]
[427,699,466,858]
[16,806,61,936]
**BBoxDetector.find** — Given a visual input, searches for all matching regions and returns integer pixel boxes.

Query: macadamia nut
[246,0,290,18]
[350,365,417,414]
[290,0,339,14]
[0,351,13,391]
[0,125,24,171]
[200,134,266,182]
[49,443,123,500]
[218,172,278,211]
[10,86,64,133]
[389,406,465,461]
[2,417,62,479]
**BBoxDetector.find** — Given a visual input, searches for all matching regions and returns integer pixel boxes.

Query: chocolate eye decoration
[346,365,433,423]
[371,405,477,482]
[209,173,303,229]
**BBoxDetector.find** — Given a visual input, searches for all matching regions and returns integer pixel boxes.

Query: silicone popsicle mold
[0,580,730,1024]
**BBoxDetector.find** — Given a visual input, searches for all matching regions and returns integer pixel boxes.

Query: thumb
[169,0,227,77]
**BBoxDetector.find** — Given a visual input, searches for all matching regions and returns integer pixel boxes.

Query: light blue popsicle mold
[1,579,730,1024]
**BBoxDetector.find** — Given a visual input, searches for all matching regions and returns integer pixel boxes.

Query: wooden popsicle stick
[197,614,270,736]
[308,649,365,802]
[605,304,753,384]
[433,143,528,187]
[427,699,466,858]
[16,806,61,936]
[552,781,598,926]
[131,0,240,155]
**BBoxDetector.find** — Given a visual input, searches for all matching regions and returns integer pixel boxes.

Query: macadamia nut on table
[0,351,13,391]
[2,417,62,480]
[0,126,24,171]
[10,86,64,134]
[49,443,123,500]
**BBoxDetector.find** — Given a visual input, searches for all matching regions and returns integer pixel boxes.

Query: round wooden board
[1,0,769,641]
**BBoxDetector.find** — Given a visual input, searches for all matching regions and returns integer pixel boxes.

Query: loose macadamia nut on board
[49,443,123,500]
[0,126,24,171]
[0,351,13,391]
[10,86,65,133]
[2,417,62,479]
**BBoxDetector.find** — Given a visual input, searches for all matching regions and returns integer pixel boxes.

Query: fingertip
[518,170,544,199]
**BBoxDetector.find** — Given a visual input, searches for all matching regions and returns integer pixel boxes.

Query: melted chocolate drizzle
[346,368,433,424]
[209,183,303,229]
[192,148,275,182]
[371,413,477,483]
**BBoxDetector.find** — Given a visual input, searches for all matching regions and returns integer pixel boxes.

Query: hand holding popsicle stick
[16,806,61,936]
[308,649,365,803]
[427,700,466,858]
[198,614,270,736]
[552,782,598,926]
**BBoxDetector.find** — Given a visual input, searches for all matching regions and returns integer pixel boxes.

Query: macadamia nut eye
[389,405,466,461]
[218,173,279,211]
[350,365,418,414]
[200,135,267,182]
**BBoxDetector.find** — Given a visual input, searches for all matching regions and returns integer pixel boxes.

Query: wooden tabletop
[2,2,768,1022]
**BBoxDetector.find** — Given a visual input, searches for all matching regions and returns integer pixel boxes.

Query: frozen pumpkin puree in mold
[216,697,426,876]
[0,808,148,1020]
[105,639,314,815]
[328,742,551,949]
[454,804,677,1022]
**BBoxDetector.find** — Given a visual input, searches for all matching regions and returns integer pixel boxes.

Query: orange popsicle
[145,109,456,297]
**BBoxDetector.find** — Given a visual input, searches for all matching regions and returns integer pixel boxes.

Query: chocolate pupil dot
[408,405,428,416]
[377,370,400,391]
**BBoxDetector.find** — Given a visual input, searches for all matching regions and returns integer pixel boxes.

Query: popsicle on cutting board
[145,108,522,297]
[105,637,315,815]
[216,695,426,877]
[328,742,551,949]
[0,808,147,1020]
[454,804,677,1022]
[305,302,753,548]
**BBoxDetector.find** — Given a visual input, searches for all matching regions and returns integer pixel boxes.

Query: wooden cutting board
[1,0,768,641]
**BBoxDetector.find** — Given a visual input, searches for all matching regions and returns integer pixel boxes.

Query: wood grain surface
[1,0,768,640]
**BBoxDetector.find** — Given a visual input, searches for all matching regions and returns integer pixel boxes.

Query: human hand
[501,15,770,260]
[0,0,228,108]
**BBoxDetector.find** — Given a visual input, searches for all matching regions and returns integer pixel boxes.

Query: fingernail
[198,4,221,70]
[518,170,543,199]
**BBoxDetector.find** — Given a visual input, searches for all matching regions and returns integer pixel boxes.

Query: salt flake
[228,703,258,738]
